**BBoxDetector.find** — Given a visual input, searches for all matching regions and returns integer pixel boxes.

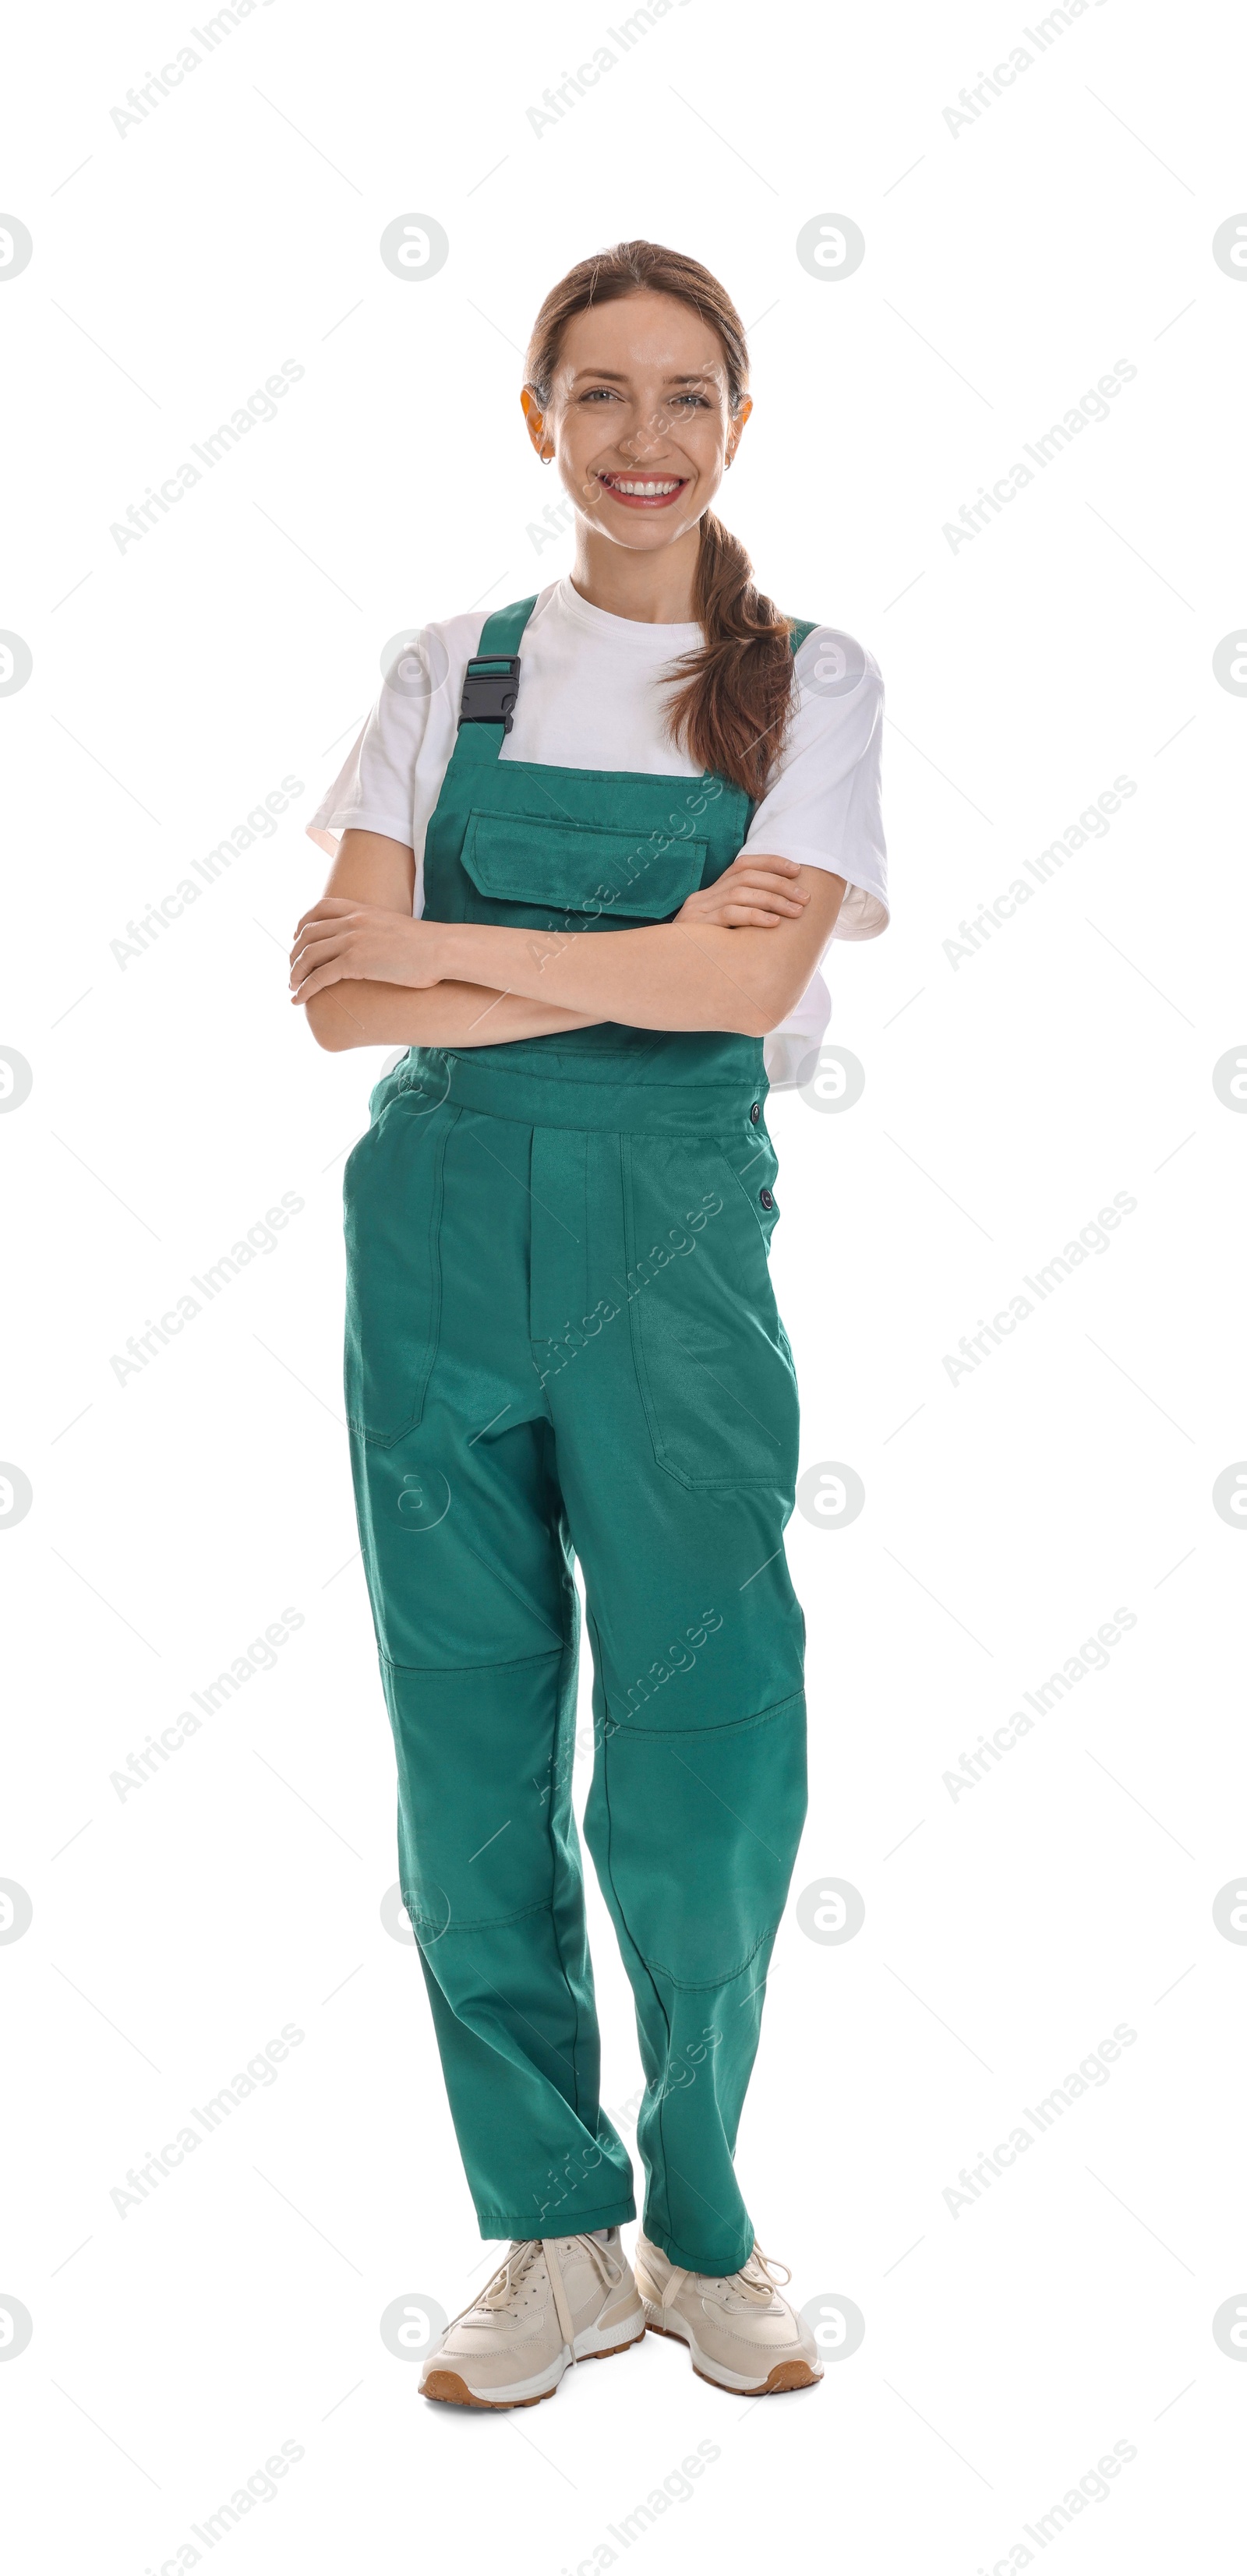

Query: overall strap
[455,595,540,746]
[478,595,540,659]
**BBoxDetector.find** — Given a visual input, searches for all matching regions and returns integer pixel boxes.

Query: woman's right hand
[674,851,811,930]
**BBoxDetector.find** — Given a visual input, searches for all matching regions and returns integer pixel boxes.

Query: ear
[520,386,554,462]
[726,393,754,466]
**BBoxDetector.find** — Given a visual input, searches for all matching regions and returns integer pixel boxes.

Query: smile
[596,471,688,510]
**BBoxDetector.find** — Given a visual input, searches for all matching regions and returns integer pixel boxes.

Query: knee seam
[604,1686,804,1742]
[638,1919,780,1992]
[382,1645,569,1676]
[404,1893,553,1936]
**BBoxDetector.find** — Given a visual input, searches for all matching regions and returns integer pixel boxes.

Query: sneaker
[634,2232,822,2394]
[419,2228,645,2409]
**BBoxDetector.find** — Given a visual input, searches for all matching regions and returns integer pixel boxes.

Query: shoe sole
[644,2315,821,2396]
[420,2324,646,2410]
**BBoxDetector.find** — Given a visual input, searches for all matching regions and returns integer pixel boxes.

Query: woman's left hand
[675,851,811,930]
[289,898,446,1004]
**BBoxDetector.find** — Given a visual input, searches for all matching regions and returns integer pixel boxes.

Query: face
[521,289,751,553]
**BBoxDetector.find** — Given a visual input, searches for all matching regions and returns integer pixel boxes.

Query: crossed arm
[291,828,846,1053]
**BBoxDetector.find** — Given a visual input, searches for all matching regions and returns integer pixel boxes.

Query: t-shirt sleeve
[740,630,888,939]
[305,667,429,859]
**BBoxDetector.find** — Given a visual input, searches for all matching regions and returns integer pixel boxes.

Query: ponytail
[662,508,796,802]
[523,240,798,801]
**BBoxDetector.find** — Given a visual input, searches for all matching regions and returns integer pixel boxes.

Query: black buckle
[458,654,521,732]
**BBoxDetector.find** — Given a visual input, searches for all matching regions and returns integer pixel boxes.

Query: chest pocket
[461,809,709,932]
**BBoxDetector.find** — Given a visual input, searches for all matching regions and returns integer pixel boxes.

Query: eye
[579,386,622,401]
[673,393,711,409]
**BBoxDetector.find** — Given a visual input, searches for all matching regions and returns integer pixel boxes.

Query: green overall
[344,596,815,2274]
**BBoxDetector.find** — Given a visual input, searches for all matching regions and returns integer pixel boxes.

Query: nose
[618,404,673,464]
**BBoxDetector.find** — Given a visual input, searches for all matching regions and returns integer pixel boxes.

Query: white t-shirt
[307,575,888,1086]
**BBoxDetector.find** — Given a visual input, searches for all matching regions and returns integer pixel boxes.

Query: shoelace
[448,2232,624,2332]
[651,2237,794,2315]
[736,2243,793,2303]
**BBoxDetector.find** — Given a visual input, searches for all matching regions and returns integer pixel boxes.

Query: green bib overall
[344,596,814,2274]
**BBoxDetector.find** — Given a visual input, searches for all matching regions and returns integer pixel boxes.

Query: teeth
[605,477,682,496]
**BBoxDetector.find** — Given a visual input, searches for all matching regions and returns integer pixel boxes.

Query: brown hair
[524,239,796,802]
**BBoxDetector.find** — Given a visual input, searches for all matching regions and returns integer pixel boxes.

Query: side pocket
[623,1133,800,1493]
[343,1097,455,1446]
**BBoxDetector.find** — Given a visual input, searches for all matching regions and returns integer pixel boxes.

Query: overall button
[749,1101,760,1123]
[759,1187,774,1210]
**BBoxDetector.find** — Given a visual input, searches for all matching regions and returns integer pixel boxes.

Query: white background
[3,1,1246,2568]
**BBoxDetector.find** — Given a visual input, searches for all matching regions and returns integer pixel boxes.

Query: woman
[294,239,888,2408]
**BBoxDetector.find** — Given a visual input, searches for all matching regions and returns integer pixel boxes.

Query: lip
[595,470,690,511]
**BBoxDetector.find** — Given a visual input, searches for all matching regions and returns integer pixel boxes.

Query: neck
[569,521,704,624]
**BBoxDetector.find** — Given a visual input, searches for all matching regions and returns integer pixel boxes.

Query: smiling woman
[293,238,889,2414]
[518,245,800,800]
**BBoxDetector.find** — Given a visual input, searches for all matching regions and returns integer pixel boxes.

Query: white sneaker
[634,2232,822,2394]
[419,2228,645,2409]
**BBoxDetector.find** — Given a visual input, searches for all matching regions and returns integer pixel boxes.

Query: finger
[288,935,338,978]
[293,897,360,936]
[735,870,810,900]
[288,933,355,985]
[290,958,346,1004]
[722,898,804,921]
[722,874,809,907]
[728,852,801,878]
[291,917,349,956]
